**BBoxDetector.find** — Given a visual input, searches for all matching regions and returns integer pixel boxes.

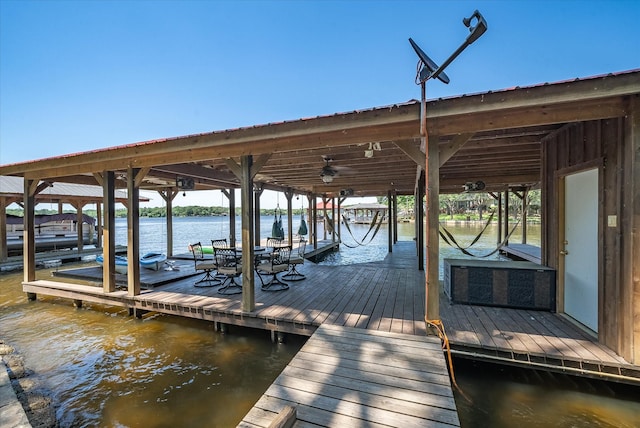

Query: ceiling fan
[320,156,338,184]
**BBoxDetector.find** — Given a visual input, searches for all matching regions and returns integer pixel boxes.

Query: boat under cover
[96,252,167,274]
[140,252,168,271]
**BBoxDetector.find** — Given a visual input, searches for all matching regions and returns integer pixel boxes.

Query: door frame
[556,159,603,334]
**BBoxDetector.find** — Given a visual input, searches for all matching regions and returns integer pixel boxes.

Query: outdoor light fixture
[321,173,334,184]
[462,180,486,193]
[320,156,338,183]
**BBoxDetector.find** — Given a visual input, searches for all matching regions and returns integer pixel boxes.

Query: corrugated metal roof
[0,175,136,201]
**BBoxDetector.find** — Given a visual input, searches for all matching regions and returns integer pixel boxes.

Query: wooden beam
[285,188,294,245]
[622,95,640,363]
[439,133,473,167]
[428,97,628,136]
[93,172,103,186]
[160,189,179,257]
[0,198,7,261]
[251,153,272,178]
[23,178,36,283]
[427,72,640,119]
[5,103,419,176]
[127,167,141,296]
[422,82,440,328]
[224,158,242,179]
[102,171,116,292]
[254,184,264,247]
[393,140,425,168]
[134,166,150,187]
[240,155,255,312]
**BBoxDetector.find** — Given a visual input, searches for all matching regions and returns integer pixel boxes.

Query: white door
[564,168,599,332]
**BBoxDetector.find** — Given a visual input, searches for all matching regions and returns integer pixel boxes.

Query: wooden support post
[622,95,639,363]
[387,190,393,253]
[102,171,116,292]
[23,178,36,283]
[0,197,7,261]
[338,197,344,244]
[240,155,255,312]
[415,178,425,271]
[268,405,297,428]
[504,189,510,245]
[312,196,318,250]
[72,201,85,252]
[218,322,228,334]
[331,197,336,243]
[127,167,141,296]
[224,189,237,247]
[422,81,440,326]
[285,188,294,244]
[307,194,315,248]
[270,330,286,344]
[160,189,178,257]
[497,193,503,245]
[393,191,398,244]
[254,185,264,246]
[95,201,102,249]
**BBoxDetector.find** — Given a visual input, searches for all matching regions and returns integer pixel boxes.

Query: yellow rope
[425,317,473,404]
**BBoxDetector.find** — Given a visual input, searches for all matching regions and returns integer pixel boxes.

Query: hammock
[298,216,308,236]
[341,210,385,248]
[271,206,284,239]
[440,201,528,258]
[439,209,496,252]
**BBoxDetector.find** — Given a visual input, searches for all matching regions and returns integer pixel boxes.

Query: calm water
[1,218,639,427]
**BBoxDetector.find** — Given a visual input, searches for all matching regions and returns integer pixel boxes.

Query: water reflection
[0,270,304,427]
[3,219,639,427]
[454,359,640,428]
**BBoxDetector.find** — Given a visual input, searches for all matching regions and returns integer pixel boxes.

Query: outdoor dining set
[189,238,307,295]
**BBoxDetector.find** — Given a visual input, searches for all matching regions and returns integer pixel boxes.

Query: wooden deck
[22,241,640,385]
[500,243,542,264]
[239,324,459,428]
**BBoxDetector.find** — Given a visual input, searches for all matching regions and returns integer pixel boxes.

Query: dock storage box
[444,258,556,311]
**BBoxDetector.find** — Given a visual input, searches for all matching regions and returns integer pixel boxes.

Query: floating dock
[239,324,459,427]
[19,241,640,389]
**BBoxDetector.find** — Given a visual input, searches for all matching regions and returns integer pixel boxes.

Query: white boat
[5,213,96,256]
[140,252,167,271]
[96,252,167,273]
[96,254,128,274]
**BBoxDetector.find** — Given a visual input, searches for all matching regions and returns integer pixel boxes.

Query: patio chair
[282,239,306,281]
[213,246,243,295]
[256,245,291,291]
[189,242,220,287]
[260,237,284,263]
[211,238,228,249]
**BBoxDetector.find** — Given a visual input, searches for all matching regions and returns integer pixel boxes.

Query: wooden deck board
[240,324,460,428]
[26,241,640,386]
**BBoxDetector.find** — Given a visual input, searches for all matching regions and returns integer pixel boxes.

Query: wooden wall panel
[542,118,628,359]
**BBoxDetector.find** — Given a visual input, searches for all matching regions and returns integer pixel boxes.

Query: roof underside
[2,70,638,198]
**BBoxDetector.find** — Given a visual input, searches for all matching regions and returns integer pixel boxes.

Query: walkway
[21,241,640,384]
[239,324,459,428]
[0,360,30,428]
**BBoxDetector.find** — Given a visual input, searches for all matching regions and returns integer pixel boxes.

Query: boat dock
[500,243,542,264]
[20,242,640,385]
[0,246,127,273]
[14,240,640,426]
[239,324,459,427]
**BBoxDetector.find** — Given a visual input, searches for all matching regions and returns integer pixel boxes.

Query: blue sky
[1,0,638,208]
